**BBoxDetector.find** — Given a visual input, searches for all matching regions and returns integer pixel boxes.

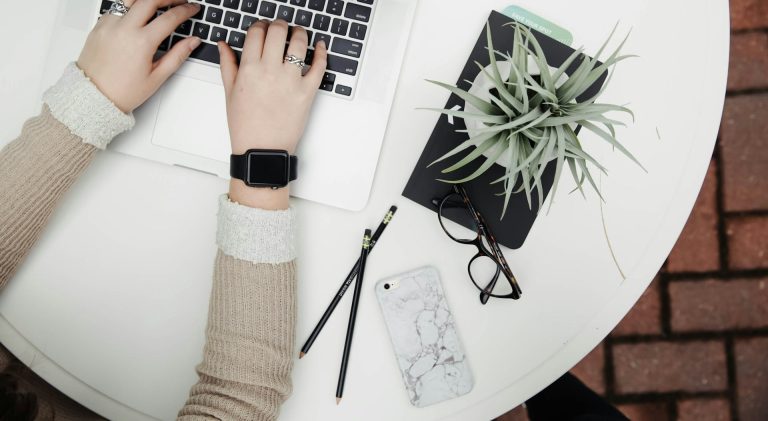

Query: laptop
[40,0,418,211]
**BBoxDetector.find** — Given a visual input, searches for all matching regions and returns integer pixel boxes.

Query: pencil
[335,229,372,404]
[299,206,397,359]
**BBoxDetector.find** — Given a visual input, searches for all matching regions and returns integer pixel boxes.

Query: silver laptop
[40,0,417,211]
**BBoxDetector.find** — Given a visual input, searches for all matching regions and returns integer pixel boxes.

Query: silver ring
[108,0,130,17]
[284,55,306,71]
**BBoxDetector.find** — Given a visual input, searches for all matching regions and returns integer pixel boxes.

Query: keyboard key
[211,26,228,42]
[290,0,307,6]
[100,0,112,14]
[171,35,185,48]
[312,14,330,31]
[305,30,314,42]
[335,84,352,96]
[323,72,336,83]
[304,48,315,64]
[191,42,221,64]
[277,5,294,21]
[331,18,348,35]
[331,37,362,58]
[295,9,313,26]
[241,0,258,13]
[206,7,223,24]
[344,3,370,22]
[176,20,193,35]
[194,4,206,19]
[259,1,276,18]
[320,80,334,91]
[194,22,211,39]
[222,0,240,9]
[313,32,332,48]
[241,14,257,30]
[206,0,222,4]
[228,31,246,48]
[326,0,343,15]
[358,0,373,3]
[159,36,171,51]
[349,22,366,40]
[308,0,325,11]
[223,11,241,27]
[327,53,358,75]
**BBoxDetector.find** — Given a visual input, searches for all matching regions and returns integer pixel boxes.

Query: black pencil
[299,206,397,359]
[335,229,371,404]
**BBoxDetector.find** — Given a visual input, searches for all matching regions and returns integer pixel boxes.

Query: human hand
[219,19,327,210]
[219,20,328,156]
[77,0,202,113]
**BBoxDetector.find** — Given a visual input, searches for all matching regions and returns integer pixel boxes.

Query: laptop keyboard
[98,0,376,99]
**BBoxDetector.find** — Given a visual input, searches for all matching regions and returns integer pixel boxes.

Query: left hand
[77,0,202,113]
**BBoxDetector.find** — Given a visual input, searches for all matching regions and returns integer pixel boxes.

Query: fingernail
[317,40,326,49]
[189,37,201,50]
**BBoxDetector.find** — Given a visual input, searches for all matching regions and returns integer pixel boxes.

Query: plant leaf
[426,79,501,115]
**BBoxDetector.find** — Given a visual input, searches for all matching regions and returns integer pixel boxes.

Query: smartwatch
[230,149,298,189]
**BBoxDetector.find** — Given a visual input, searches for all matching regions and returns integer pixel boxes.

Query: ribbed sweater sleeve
[178,198,298,421]
[0,107,98,288]
[1,63,299,420]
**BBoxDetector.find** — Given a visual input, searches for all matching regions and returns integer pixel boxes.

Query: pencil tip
[336,398,342,405]
[299,352,305,359]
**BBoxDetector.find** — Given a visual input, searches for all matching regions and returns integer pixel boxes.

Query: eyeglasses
[432,184,522,304]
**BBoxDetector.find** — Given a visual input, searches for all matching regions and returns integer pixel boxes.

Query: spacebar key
[190,42,220,64]
[327,54,358,76]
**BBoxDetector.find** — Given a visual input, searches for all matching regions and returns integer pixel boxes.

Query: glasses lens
[438,194,480,242]
[469,255,514,297]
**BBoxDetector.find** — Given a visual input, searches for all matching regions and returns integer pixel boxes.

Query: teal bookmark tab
[502,5,573,46]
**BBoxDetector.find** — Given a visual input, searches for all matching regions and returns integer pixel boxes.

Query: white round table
[0,1,729,420]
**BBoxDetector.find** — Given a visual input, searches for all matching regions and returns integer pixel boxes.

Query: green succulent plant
[424,22,642,218]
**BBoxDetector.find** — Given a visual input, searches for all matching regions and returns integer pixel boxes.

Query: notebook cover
[402,10,608,249]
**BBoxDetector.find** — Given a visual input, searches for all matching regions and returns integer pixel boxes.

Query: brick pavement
[497,1,768,420]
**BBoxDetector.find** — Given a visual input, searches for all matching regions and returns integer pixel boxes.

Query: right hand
[218,19,328,156]
[219,19,327,211]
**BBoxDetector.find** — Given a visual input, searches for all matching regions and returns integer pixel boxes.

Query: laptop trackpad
[151,75,230,163]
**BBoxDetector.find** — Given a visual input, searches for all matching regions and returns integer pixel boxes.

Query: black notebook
[403,10,608,249]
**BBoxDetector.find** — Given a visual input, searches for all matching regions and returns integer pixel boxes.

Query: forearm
[0,108,97,288]
[179,196,297,421]
[0,63,133,289]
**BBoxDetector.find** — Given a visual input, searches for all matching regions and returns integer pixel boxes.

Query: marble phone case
[375,267,474,407]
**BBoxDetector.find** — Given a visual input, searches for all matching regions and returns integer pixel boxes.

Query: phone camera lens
[384,284,390,290]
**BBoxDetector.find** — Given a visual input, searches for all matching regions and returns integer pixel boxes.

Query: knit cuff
[216,195,296,264]
[42,62,135,149]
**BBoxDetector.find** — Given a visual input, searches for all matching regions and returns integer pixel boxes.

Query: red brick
[617,402,670,421]
[670,278,768,331]
[721,94,768,212]
[735,337,768,421]
[668,161,720,272]
[727,217,768,269]
[570,343,605,395]
[613,341,727,393]
[677,398,732,421]
[495,405,529,421]
[729,32,768,91]
[613,279,662,335]
[730,0,768,30]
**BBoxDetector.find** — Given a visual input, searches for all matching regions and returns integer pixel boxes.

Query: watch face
[247,151,289,186]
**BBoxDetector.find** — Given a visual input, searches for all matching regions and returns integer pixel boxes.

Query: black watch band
[230,149,298,188]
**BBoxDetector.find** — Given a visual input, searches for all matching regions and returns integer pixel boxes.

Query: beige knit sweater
[0,64,297,421]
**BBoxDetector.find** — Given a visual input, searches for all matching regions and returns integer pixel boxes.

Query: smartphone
[375,266,474,407]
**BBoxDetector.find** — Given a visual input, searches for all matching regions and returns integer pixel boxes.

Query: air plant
[424,22,642,218]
